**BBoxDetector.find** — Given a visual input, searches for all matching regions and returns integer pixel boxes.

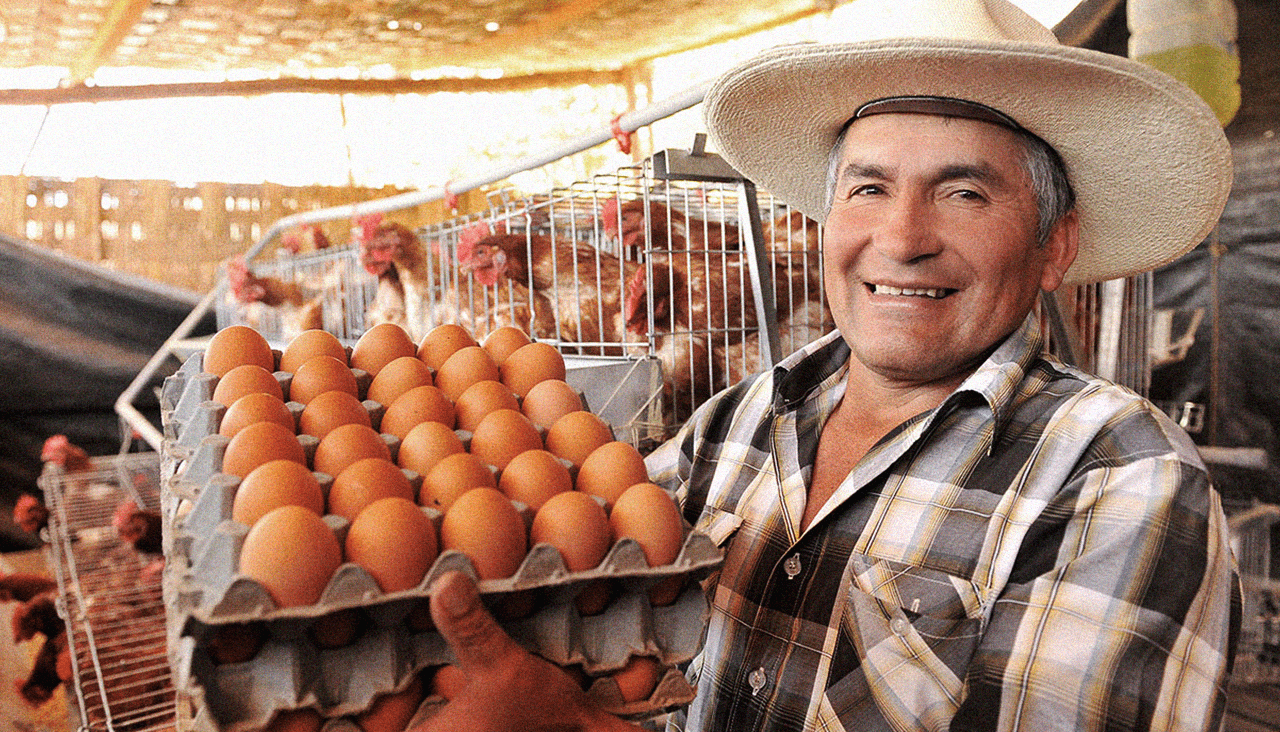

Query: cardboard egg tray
[160,349,722,732]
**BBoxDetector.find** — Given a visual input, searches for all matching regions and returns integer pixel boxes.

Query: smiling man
[416,1,1240,731]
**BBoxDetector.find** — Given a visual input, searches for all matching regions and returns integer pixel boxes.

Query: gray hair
[823,119,1076,245]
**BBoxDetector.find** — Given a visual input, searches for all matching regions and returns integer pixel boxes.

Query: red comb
[354,213,384,243]
[457,221,493,264]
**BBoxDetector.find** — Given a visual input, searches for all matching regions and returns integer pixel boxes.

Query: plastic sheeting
[0,234,214,550]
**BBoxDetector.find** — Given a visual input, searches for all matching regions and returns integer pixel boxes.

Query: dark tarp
[0,234,215,550]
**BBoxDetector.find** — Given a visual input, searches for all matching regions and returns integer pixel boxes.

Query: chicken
[13,494,49,536]
[41,434,92,473]
[112,500,163,556]
[356,214,453,342]
[463,231,638,350]
[621,241,832,425]
[601,197,740,258]
[761,208,823,254]
[225,254,325,335]
[0,573,57,603]
[280,223,331,254]
[12,592,61,644]
[15,630,68,707]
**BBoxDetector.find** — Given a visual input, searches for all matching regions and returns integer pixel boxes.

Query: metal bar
[738,180,779,368]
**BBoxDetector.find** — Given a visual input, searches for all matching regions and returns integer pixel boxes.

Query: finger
[428,571,523,671]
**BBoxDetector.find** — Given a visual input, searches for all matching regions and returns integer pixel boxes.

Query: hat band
[853,96,1024,131]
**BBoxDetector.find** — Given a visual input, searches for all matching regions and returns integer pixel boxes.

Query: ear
[1039,209,1079,293]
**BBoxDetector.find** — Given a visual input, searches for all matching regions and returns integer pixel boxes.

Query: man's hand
[414,571,642,732]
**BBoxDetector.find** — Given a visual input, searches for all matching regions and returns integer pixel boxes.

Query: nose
[872,195,941,264]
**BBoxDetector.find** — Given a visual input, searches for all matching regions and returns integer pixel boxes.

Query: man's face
[823,113,1077,388]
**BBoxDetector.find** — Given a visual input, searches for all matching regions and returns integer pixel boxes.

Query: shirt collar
[770,313,1046,441]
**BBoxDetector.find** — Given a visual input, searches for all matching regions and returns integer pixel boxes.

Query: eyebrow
[838,161,1010,190]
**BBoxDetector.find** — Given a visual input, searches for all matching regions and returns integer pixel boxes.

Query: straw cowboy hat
[703,0,1233,286]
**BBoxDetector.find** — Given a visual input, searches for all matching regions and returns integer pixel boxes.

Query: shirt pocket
[832,555,991,727]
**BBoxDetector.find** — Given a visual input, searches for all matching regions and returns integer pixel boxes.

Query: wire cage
[214,242,381,346]
[1229,503,1280,685]
[38,452,174,732]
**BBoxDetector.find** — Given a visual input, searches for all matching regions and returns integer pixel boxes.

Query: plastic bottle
[1128,0,1241,127]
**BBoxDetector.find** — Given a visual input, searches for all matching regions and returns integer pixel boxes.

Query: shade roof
[0,0,832,85]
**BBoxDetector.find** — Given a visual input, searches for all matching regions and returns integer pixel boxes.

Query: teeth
[873,285,947,299]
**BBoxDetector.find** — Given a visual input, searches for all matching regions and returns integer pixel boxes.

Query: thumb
[428,571,523,671]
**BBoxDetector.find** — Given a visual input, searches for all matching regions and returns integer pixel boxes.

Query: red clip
[443,181,460,212]
[611,114,633,155]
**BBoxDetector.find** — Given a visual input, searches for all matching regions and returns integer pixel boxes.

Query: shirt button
[891,617,908,635]
[784,553,802,579]
[748,667,768,696]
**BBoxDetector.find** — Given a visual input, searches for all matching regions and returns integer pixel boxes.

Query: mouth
[866,283,955,299]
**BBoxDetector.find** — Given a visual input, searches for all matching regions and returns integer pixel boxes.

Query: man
[417,1,1240,730]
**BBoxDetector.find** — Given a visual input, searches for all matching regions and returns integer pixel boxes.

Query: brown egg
[222,421,305,479]
[470,409,542,470]
[280,329,346,373]
[527,491,611,570]
[220,392,294,438]
[611,655,662,703]
[356,674,426,732]
[367,356,434,407]
[239,505,342,608]
[545,411,613,469]
[298,390,371,439]
[441,487,527,580]
[531,491,612,615]
[232,459,325,526]
[313,423,391,478]
[421,452,496,510]
[381,385,455,439]
[289,355,358,405]
[481,326,531,366]
[351,323,417,377]
[212,364,284,406]
[610,482,685,606]
[206,622,268,665]
[434,346,500,402]
[500,342,566,398]
[263,708,324,732]
[308,608,366,649]
[346,497,438,592]
[454,380,520,432]
[575,442,648,508]
[397,421,465,476]
[329,457,415,521]
[204,325,274,378]
[417,323,478,371]
[521,379,585,428]
[264,708,324,732]
[498,449,572,510]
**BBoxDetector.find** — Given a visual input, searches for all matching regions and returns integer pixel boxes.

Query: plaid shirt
[647,315,1239,732]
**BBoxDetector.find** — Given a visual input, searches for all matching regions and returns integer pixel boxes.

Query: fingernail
[438,572,479,619]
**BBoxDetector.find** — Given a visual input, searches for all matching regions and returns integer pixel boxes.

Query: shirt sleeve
[950,424,1241,732]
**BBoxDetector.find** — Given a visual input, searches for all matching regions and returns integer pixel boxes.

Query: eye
[850,183,884,197]
[950,188,987,202]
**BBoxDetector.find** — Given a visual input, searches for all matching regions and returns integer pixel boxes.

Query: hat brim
[704,38,1233,285]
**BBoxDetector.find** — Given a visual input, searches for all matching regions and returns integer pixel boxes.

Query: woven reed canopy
[0,0,836,90]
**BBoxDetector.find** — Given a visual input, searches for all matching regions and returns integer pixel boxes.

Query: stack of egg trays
[159,350,724,732]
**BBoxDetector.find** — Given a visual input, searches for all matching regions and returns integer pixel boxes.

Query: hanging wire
[19,104,52,176]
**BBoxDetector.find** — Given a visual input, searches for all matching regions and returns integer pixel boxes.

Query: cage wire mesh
[214,242,381,345]
[39,452,174,732]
